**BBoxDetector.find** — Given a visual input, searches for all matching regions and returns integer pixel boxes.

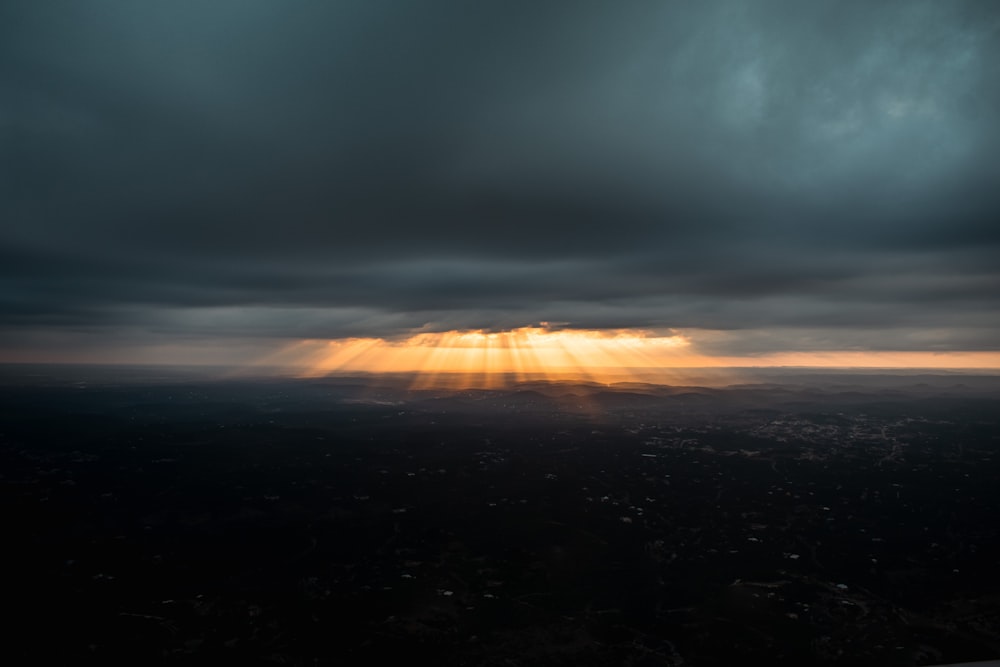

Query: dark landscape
[2,364,999,666]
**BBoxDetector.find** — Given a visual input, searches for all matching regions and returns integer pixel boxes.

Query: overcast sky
[2,1,999,363]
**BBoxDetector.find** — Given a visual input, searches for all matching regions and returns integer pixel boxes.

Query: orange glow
[256,327,1000,387]
[267,327,692,386]
[712,350,1000,369]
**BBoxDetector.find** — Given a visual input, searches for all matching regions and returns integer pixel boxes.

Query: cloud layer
[2,1,999,359]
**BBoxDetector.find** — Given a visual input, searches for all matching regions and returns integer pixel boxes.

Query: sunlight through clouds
[276,328,692,385]
[249,328,1000,388]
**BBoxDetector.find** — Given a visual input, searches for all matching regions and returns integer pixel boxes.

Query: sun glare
[253,327,1000,388]
[264,327,694,386]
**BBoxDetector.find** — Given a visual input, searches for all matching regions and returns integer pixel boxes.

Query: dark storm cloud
[2,0,999,356]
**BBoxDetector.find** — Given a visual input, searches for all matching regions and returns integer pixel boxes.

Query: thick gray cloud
[2,0,999,359]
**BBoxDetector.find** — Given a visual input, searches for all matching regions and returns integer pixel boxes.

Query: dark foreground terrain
[2,365,999,665]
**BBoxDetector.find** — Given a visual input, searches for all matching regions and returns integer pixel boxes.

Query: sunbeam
[273,327,693,386]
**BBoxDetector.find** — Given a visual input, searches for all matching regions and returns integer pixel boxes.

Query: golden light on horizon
[264,327,695,386]
[253,327,1000,388]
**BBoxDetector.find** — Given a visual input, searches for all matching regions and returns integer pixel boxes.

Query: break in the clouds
[2,0,999,361]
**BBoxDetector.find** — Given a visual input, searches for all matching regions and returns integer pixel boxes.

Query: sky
[2,1,999,371]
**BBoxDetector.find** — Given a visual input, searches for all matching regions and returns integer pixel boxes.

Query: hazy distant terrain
[2,365,998,665]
